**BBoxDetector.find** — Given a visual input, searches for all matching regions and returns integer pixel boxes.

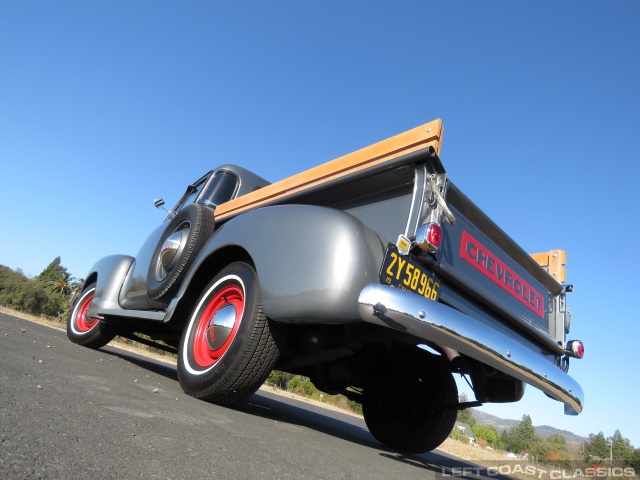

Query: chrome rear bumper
[357,283,584,415]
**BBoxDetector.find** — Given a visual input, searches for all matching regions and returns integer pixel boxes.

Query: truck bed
[211,119,580,413]
[214,119,444,221]
[214,120,565,353]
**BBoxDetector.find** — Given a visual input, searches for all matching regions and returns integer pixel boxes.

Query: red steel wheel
[177,262,286,405]
[191,284,244,368]
[71,290,99,333]
[67,282,116,349]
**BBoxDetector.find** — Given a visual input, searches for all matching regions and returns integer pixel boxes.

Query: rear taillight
[416,223,442,253]
[566,340,584,359]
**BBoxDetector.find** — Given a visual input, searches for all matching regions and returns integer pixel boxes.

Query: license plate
[379,244,441,301]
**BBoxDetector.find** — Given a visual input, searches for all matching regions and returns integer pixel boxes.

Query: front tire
[177,262,285,405]
[67,283,116,349]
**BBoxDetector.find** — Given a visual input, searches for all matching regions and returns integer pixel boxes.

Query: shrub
[449,426,470,443]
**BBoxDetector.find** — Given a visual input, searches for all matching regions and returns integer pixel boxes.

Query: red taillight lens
[566,340,584,359]
[416,223,442,253]
[427,224,442,249]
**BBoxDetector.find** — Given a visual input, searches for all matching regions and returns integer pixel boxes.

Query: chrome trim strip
[404,165,426,238]
[357,283,584,415]
[97,308,165,322]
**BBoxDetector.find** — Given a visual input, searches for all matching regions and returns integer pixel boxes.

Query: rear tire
[67,283,116,349]
[363,369,458,453]
[177,262,285,405]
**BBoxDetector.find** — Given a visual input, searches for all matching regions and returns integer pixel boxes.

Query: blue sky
[2,2,639,447]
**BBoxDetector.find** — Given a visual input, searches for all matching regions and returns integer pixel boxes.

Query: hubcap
[159,231,183,270]
[156,223,189,281]
[74,292,99,332]
[205,303,237,350]
[192,284,244,368]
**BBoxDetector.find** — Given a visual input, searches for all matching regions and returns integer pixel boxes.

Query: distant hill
[472,410,588,445]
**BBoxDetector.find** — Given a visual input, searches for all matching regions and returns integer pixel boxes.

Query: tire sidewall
[177,263,259,395]
[68,284,99,337]
[67,283,115,348]
[147,203,215,303]
[363,369,457,453]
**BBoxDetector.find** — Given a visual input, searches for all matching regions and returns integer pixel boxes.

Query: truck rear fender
[165,205,385,326]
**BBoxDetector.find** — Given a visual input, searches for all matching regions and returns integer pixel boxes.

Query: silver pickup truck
[67,119,584,454]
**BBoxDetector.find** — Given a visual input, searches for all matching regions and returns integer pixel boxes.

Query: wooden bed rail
[215,119,444,221]
[530,250,567,283]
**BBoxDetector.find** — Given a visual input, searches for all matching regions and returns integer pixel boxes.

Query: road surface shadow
[102,346,512,480]
[101,345,179,382]
[243,394,512,479]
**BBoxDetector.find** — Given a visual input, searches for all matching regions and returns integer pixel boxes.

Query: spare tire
[147,203,215,303]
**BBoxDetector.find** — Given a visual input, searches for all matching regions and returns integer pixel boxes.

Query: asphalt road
[0,312,498,480]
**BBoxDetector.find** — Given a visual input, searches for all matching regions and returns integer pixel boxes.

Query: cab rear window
[198,171,238,207]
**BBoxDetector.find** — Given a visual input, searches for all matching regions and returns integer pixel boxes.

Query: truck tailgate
[437,183,565,351]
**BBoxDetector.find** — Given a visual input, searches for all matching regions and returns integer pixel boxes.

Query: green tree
[501,429,510,449]
[40,292,68,317]
[629,449,640,471]
[503,415,538,455]
[267,370,284,387]
[0,259,79,319]
[0,265,50,314]
[266,371,295,390]
[585,432,610,461]
[548,433,567,449]
[530,439,571,468]
[450,425,470,443]
[68,276,85,297]
[38,257,72,295]
[36,257,79,318]
[609,430,634,465]
[472,424,502,449]
[38,256,69,282]
[346,398,363,416]
[287,376,315,397]
[456,393,476,426]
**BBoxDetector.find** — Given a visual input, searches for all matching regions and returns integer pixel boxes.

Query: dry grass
[260,383,363,418]
[0,305,66,330]
[0,305,177,364]
[439,438,514,462]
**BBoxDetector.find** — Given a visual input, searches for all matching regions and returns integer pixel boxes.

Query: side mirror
[154,198,173,217]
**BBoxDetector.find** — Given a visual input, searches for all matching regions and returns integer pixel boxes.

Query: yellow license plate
[379,244,440,301]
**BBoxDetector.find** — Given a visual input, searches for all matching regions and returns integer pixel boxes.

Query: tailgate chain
[427,174,456,225]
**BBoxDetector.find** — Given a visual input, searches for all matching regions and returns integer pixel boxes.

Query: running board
[96,308,166,322]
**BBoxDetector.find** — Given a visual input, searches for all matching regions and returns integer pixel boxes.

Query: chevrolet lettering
[460,231,545,318]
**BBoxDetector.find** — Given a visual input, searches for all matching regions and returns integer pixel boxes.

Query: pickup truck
[67,119,584,454]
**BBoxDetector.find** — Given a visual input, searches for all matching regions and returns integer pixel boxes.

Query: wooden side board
[530,250,567,283]
[214,119,444,221]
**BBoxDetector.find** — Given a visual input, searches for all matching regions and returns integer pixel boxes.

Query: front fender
[85,255,134,319]
[171,205,385,323]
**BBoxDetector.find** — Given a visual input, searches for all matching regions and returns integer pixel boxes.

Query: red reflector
[567,340,584,359]
[427,224,442,249]
[416,223,443,253]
